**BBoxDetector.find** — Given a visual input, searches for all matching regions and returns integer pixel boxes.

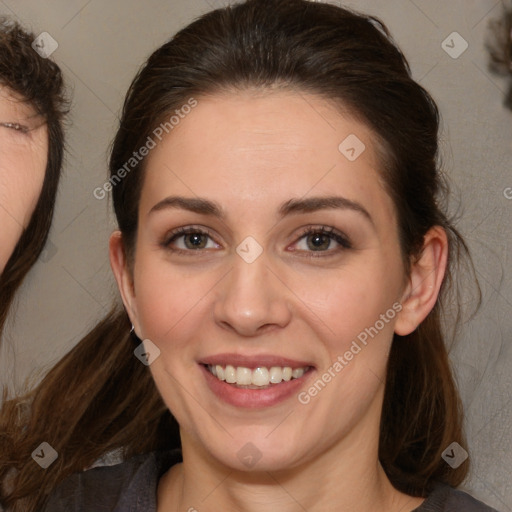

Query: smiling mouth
[205,364,312,389]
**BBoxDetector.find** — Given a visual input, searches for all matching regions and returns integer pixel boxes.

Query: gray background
[0,0,511,509]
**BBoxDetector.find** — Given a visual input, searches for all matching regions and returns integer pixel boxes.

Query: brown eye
[182,232,209,250]
[293,226,352,256]
[162,227,220,253]
[307,233,331,251]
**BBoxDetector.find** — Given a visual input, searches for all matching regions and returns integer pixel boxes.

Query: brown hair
[0,17,68,336]
[0,1,480,509]
[487,6,512,108]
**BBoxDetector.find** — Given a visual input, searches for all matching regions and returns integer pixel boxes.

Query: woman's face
[117,91,415,472]
[0,86,48,273]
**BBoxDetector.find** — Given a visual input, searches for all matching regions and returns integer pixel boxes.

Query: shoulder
[42,449,182,512]
[417,483,501,512]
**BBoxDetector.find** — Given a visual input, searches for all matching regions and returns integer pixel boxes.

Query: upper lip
[199,353,314,369]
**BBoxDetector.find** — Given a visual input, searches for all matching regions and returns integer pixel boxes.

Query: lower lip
[200,364,314,409]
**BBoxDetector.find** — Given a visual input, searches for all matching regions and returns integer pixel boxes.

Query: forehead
[0,86,36,118]
[140,90,394,223]
[169,90,377,156]
[0,85,48,169]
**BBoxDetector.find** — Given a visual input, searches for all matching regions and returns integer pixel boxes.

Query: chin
[201,431,308,474]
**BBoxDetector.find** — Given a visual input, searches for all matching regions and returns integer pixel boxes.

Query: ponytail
[380,308,467,496]
[0,307,179,511]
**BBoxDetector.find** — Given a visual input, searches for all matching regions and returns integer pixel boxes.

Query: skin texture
[0,86,48,273]
[110,91,448,512]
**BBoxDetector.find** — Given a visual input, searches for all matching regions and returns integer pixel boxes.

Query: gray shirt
[43,450,500,511]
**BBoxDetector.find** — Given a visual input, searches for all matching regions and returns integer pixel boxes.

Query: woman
[0,17,67,335]
[0,0,499,510]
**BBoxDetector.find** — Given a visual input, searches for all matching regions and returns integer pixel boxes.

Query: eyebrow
[279,196,373,223]
[149,196,224,218]
[149,195,373,225]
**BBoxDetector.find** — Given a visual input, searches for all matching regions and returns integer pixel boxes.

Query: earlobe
[394,226,448,336]
[109,231,139,329]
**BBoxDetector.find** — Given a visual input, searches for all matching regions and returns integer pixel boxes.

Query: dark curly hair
[0,17,68,336]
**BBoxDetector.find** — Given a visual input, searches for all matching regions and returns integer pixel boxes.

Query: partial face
[119,91,411,472]
[0,86,48,273]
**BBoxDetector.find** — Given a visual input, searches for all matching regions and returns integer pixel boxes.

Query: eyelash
[161,225,352,258]
[162,226,218,255]
[0,122,29,134]
[294,226,352,257]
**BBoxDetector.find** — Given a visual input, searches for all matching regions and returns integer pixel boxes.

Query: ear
[394,226,448,336]
[109,231,140,332]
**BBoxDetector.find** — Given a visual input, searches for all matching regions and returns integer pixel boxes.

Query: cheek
[0,142,47,224]
[0,168,35,221]
[133,254,217,352]
[292,265,402,435]
[0,204,22,272]
[0,152,47,272]
[294,258,403,348]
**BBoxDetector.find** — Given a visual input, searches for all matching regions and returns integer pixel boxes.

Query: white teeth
[251,367,269,386]
[269,366,283,384]
[215,365,225,381]
[207,364,309,387]
[236,367,252,385]
[292,368,305,379]
[225,365,236,384]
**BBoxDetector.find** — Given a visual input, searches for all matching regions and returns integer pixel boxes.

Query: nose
[213,253,292,337]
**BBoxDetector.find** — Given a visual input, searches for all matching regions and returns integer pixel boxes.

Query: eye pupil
[185,233,207,249]
[307,233,330,251]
